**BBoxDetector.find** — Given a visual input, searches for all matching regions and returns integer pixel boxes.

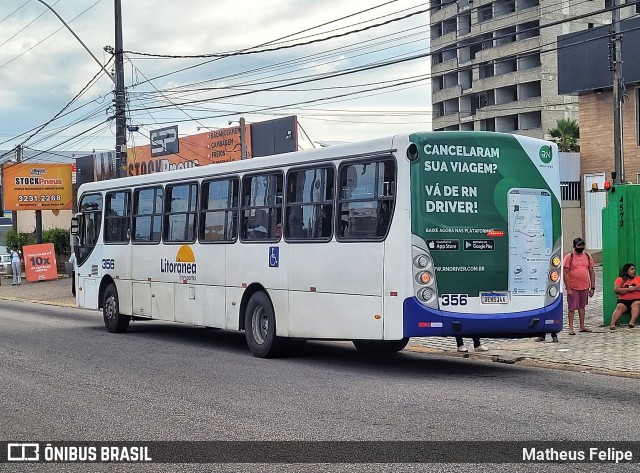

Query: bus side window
[285,166,334,241]
[338,159,395,240]
[241,172,283,242]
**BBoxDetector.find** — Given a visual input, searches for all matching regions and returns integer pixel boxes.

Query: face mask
[575,247,585,254]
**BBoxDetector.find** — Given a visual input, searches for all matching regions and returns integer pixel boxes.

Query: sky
[0,0,431,159]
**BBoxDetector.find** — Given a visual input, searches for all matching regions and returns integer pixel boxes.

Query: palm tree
[548,118,580,152]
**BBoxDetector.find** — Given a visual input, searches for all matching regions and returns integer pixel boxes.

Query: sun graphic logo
[160,245,197,281]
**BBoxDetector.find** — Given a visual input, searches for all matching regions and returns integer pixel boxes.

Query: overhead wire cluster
[0,0,637,165]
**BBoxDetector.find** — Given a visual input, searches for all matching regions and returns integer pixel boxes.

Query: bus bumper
[402,295,563,338]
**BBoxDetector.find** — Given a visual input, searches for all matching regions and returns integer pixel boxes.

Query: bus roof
[79,131,553,193]
[79,134,400,193]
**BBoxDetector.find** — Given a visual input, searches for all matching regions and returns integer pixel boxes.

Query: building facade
[429,0,629,137]
[558,14,640,250]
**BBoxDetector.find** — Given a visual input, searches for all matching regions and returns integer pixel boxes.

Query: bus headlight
[416,271,432,285]
[551,255,561,267]
[418,288,435,302]
[413,255,430,269]
[548,286,558,298]
[549,270,559,283]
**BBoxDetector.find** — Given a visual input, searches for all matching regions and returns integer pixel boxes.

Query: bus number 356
[440,294,468,306]
[102,259,115,270]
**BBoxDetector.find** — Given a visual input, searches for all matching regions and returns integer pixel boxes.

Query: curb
[0,296,78,308]
[406,344,640,379]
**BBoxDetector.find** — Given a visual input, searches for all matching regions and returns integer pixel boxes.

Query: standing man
[563,237,595,335]
[10,246,21,286]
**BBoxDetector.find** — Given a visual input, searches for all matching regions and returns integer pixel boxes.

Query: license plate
[481,292,510,304]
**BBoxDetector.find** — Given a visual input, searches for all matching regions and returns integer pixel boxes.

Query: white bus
[72,131,563,357]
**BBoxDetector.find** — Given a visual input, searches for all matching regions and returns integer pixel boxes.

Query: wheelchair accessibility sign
[269,247,279,267]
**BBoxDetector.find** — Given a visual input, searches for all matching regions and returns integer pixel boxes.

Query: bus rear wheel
[103,283,129,333]
[244,291,287,358]
[352,338,409,354]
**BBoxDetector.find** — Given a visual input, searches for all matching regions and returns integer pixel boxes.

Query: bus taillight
[418,288,435,303]
[417,272,432,285]
[413,255,430,269]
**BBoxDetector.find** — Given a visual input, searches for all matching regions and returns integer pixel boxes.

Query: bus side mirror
[71,215,80,236]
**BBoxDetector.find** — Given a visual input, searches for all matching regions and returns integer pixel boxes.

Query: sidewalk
[0,273,76,307]
[0,267,637,377]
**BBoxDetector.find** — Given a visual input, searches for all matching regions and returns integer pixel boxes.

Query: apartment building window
[518,54,541,71]
[495,0,516,18]
[520,111,542,130]
[443,18,457,35]
[517,21,540,41]
[479,6,493,22]
[519,0,539,10]
[431,24,443,40]
[479,62,495,79]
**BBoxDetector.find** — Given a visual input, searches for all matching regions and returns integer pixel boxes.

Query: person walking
[10,246,22,286]
[455,336,489,352]
[563,237,595,335]
[535,332,558,343]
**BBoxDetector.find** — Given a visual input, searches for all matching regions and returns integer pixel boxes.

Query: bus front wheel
[244,291,286,358]
[352,338,409,354]
[103,283,129,333]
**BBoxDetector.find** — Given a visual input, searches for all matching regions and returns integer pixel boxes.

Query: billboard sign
[23,243,58,282]
[127,124,252,176]
[150,125,179,157]
[2,163,73,210]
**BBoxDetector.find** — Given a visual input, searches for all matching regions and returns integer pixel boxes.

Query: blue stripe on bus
[402,295,563,337]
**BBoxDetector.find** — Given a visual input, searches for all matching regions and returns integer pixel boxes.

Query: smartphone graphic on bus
[508,188,553,296]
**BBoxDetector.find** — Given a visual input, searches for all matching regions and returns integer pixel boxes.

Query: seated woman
[610,262,640,329]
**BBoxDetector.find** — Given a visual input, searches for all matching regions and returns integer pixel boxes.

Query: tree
[548,118,580,152]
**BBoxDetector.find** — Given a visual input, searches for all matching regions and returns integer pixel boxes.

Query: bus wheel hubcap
[105,296,116,322]
[251,306,268,345]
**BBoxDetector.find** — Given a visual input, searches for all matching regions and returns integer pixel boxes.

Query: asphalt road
[1,301,639,472]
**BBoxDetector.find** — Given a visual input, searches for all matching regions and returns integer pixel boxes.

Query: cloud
[0,0,431,152]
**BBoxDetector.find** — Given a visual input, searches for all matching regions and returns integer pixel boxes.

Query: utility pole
[612,0,625,184]
[12,145,21,233]
[114,0,127,178]
[239,117,247,159]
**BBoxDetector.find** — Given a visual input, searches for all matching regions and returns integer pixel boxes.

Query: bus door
[72,193,103,309]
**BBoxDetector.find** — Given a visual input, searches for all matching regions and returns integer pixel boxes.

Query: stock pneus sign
[1,163,73,211]
[150,125,179,157]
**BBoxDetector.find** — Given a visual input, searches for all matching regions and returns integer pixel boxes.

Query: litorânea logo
[539,145,553,164]
[160,245,197,282]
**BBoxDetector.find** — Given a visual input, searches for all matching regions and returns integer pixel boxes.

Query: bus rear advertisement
[405,132,562,338]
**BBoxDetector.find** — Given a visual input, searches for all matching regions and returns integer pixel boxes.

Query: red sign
[23,243,58,282]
